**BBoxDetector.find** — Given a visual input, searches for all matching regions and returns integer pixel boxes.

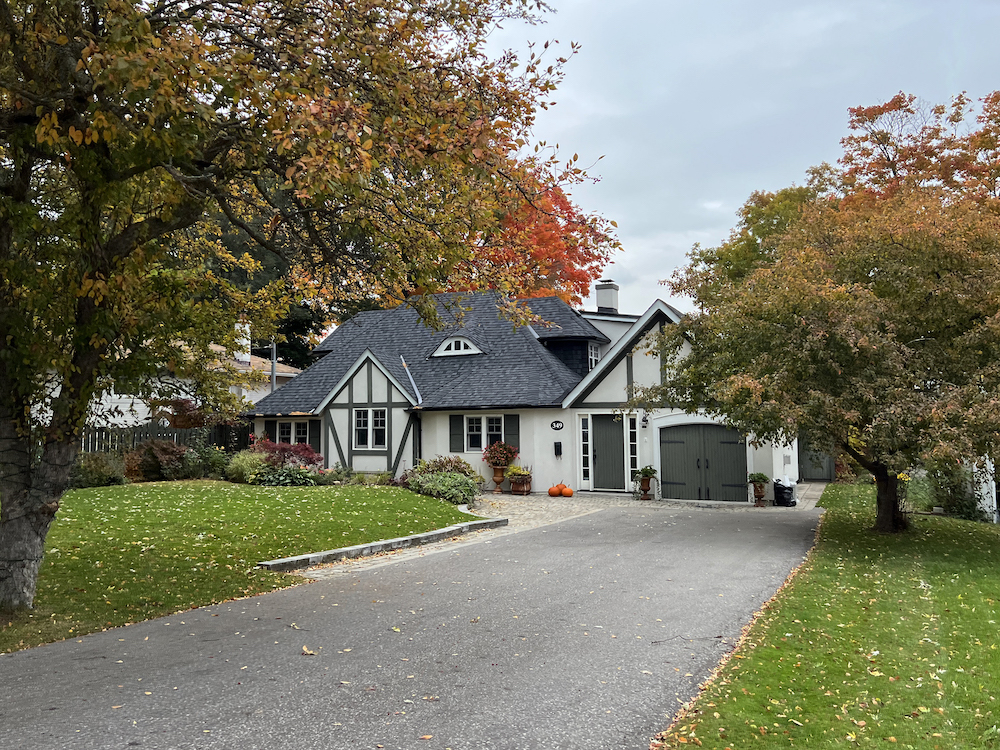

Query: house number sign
[550,420,564,430]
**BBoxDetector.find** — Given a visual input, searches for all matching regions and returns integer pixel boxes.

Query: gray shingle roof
[251,292,605,415]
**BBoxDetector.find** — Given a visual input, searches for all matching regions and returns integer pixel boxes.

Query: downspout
[400,355,422,405]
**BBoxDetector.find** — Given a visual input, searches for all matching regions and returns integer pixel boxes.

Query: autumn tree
[635,92,1000,533]
[453,169,619,305]
[0,0,593,608]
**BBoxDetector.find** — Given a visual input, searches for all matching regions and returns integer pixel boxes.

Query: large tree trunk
[871,464,908,533]
[0,432,77,610]
[0,511,55,610]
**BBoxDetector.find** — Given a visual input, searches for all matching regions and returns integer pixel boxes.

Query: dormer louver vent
[432,336,482,357]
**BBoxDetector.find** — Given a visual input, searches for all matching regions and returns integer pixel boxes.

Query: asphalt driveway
[1,504,822,750]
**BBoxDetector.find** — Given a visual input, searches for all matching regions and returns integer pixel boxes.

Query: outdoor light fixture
[641,413,649,428]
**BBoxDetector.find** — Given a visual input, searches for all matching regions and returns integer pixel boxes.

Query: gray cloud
[488,0,1000,312]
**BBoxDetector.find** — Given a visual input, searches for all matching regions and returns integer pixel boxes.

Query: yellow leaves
[301,645,316,655]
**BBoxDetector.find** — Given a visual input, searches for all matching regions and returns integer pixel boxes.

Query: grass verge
[652,482,1000,749]
[1,480,473,653]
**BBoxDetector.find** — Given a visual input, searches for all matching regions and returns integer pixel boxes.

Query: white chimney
[595,279,619,314]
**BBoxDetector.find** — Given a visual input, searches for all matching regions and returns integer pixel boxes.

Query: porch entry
[659,424,747,501]
[592,414,626,490]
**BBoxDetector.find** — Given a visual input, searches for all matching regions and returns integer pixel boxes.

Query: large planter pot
[639,476,653,501]
[510,479,532,496]
[491,465,507,494]
[752,482,767,507]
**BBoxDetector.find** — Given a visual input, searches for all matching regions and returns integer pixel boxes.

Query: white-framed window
[466,415,504,452]
[628,415,638,474]
[588,342,600,371]
[581,416,590,481]
[278,421,310,445]
[433,336,483,357]
[354,408,387,449]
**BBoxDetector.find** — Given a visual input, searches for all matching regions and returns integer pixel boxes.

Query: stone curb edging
[256,517,509,573]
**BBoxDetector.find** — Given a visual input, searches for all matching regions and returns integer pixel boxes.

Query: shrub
[399,455,483,489]
[250,466,317,486]
[407,471,480,505]
[226,450,268,484]
[198,445,230,479]
[314,464,353,485]
[128,440,193,482]
[928,459,988,521]
[482,440,518,467]
[252,438,323,470]
[70,452,127,488]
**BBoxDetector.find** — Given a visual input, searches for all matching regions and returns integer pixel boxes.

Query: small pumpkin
[561,487,574,497]
[548,486,561,497]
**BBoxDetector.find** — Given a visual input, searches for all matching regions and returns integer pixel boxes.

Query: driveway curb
[256,517,509,572]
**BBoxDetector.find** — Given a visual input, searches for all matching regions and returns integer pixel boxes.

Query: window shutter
[449,415,464,453]
[503,414,520,451]
[264,420,276,442]
[308,419,322,455]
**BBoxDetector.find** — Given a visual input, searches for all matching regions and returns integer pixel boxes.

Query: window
[466,415,504,451]
[588,342,600,371]
[581,417,590,481]
[466,416,482,450]
[433,336,483,357]
[278,421,309,445]
[628,415,638,474]
[354,408,387,449]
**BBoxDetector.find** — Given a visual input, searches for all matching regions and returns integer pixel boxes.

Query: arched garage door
[659,425,747,502]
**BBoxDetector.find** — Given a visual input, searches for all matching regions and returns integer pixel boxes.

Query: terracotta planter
[510,479,532,496]
[492,465,507,494]
[639,476,653,501]
[752,482,767,507]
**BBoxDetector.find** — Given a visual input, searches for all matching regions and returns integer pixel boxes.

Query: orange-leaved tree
[633,92,1000,533]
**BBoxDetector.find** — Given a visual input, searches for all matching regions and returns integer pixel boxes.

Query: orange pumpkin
[561,487,574,497]
[548,486,561,497]
[555,483,566,491]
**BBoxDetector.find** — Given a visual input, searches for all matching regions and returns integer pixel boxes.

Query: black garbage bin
[773,480,797,507]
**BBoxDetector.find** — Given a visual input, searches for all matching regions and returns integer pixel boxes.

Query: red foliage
[252,438,323,470]
[455,175,618,306]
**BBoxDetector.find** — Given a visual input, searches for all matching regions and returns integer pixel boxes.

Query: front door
[660,424,747,501]
[592,414,626,490]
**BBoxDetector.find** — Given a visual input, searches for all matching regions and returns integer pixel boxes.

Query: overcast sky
[488,0,1000,314]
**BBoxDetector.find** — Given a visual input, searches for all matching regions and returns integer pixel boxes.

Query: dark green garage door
[659,425,747,501]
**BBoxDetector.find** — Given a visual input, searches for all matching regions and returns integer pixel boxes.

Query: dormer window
[588,342,600,371]
[433,336,482,357]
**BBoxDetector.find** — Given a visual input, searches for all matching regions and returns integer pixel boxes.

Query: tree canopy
[0,0,611,608]
[635,92,1000,533]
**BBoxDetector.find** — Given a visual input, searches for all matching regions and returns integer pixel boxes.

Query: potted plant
[632,465,657,501]
[748,472,770,506]
[483,440,519,493]
[505,465,532,495]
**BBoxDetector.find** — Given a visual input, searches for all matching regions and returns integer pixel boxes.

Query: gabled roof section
[250,291,586,415]
[561,300,682,409]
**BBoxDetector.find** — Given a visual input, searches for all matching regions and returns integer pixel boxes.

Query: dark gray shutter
[264,420,277,442]
[503,414,520,451]
[308,419,322,454]
[449,415,464,453]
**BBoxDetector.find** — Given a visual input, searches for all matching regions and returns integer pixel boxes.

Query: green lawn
[653,482,1000,749]
[1,480,472,653]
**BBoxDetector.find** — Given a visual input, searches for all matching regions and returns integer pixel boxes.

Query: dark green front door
[592,414,626,490]
[660,425,747,501]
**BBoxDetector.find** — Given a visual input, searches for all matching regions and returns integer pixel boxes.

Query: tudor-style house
[249,281,798,501]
